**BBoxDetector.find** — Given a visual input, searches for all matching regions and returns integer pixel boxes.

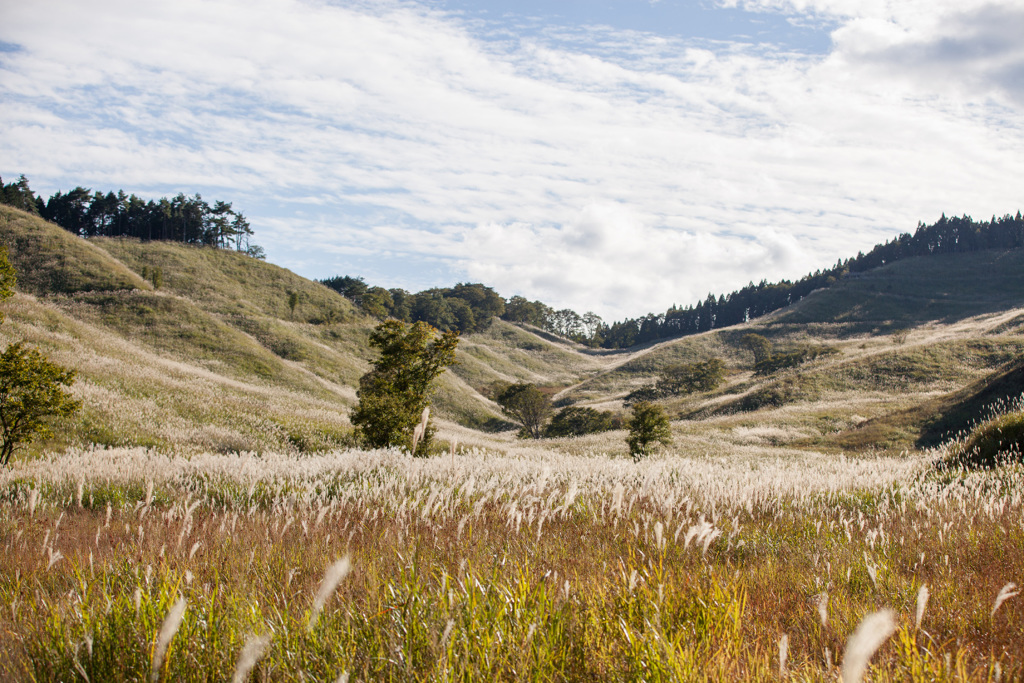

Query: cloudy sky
[2,0,1023,321]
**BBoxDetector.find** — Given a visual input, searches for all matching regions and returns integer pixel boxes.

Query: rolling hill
[3,202,1024,459]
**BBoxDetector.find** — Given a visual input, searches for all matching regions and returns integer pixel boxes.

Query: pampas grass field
[1,443,1020,681]
[2,206,1023,680]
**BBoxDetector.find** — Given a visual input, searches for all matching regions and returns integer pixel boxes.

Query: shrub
[754,346,837,376]
[657,358,726,396]
[740,333,772,365]
[623,385,663,407]
[945,408,1024,469]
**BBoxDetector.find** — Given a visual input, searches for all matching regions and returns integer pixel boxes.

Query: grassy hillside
[0,206,625,452]
[3,203,1024,459]
[771,248,1024,330]
[548,249,1024,455]
[0,206,147,294]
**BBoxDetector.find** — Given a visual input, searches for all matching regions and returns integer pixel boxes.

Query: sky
[2,0,1023,321]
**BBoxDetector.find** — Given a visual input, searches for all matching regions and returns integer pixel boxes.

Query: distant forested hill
[326,212,1024,346]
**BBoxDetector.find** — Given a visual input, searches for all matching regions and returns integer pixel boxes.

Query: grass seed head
[841,608,896,683]
[308,557,352,631]
[232,633,272,683]
[915,584,929,630]
[151,596,187,683]
[992,582,1019,619]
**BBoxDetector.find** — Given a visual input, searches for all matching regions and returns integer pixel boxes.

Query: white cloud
[1,0,1023,320]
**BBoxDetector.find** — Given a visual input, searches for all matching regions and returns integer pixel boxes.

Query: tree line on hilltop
[0,174,264,258]
[597,211,1024,348]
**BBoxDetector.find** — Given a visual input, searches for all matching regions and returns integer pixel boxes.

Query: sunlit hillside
[4,204,1024,458]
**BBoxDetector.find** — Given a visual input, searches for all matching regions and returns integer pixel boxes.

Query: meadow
[1,205,1023,680]
[1,440,1021,681]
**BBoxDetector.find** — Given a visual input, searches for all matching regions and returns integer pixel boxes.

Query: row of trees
[323,275,609,341]
[321,277,508,335]
[0,175,265,257]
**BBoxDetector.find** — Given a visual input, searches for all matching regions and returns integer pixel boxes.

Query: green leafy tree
[0,246,80,466]
[495,383,552,439]
[350,320,459,452]
[0,175,40,214]
[0,343,81,466]
[502,296,551,327]
[626,401,672,462]
[361,286,394,319]
[544,405,619,437]
[656,358,726,396]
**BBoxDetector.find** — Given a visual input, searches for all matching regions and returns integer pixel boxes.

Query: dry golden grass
[1,446,1021,681]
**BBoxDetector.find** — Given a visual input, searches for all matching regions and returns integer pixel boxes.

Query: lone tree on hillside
[656,358,726,396]
[0,247,81,466]
[740,333,772,365]
[626,401,672,462]
[350,320,458,453]
[0,343,81,466]
[495,383,552,439]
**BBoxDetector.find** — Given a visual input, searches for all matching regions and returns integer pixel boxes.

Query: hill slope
[4,203,1024,458]
[0,206,614,454]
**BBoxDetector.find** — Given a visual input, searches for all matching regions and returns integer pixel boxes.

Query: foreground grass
[1,447,1021,681]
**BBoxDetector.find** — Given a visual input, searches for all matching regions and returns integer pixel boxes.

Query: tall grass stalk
[150,596,187,683]
[308,557,352,631]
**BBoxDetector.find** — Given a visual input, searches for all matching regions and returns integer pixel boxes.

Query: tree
[544,405,619,437]
[0,343,81,466]
[350,320,459,452]
[360,287,394,319]
[740,333,772,365]
[0,247,80,466]
[495,383,552,439]
[502,296,551,327]
[656,358,726,396]
[626,401,672,462]
[0,175,40,214]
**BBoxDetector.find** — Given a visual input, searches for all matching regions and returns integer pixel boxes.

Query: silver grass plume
[992,582,1019,618]
[813,592,828,628]
[232,633,272,683]
[308,557,352,631]
[412,407,430,456]
[841,609,896,683]
[150,596,187,683]
[915,584,929,630]
[779,633,789,678]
